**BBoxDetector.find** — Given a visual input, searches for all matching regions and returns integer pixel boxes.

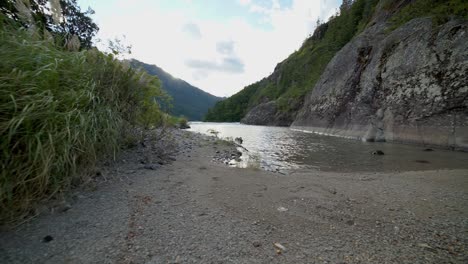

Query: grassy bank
[0,19,166,224]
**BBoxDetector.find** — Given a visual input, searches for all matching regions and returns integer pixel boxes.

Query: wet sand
[1,130,467,263]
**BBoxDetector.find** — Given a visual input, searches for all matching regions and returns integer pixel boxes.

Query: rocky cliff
[241,99,302,126]
[292,16,468,150]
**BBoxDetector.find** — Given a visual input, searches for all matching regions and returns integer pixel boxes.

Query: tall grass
[0,20,165,224]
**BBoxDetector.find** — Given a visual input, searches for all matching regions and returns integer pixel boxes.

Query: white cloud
[182,23,202,39]
[238,0,252,6]
[80,0,340,97]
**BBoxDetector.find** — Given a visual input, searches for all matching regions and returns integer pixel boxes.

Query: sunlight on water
[188,122,468,173]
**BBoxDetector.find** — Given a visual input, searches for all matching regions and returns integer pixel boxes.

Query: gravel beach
[1,130,467,263]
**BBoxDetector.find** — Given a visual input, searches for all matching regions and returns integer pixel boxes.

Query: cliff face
[240,98,302,127]
[292,17,468,150]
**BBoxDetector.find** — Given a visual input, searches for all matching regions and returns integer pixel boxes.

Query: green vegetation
[130,59,222,121]
[205,0,380,122]
[387,0,468,30]
[0,15,166,223]
[0,0,98,49]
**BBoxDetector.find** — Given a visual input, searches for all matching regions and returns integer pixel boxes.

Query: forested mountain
[205,0,380,124]
[130,59,222,121]
[204,0,468,127]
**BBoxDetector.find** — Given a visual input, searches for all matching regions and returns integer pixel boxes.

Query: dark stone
[143,164,160,170]
[253,241,262,247]
[414,160,430,164]
[423,148,434,152]
[346,220,355,226]
[42,235,53,243]
[372,150,384,155]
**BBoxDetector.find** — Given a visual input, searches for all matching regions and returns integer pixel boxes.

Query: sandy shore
[1,130,467,263]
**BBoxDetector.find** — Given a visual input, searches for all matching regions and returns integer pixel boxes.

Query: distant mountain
[130,59,221,121]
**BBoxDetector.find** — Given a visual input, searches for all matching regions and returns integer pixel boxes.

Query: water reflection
[188,122,468,173]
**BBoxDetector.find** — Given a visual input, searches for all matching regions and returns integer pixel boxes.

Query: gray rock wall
[241,101,296,127]
[292,18,468,150]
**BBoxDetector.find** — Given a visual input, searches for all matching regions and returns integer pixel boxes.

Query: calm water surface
[188,122,468,173]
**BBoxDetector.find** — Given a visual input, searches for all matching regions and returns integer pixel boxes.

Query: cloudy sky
[77,0,341,97]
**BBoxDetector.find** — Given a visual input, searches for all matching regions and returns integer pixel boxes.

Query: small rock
[372,150,384,155]
[253,241,262,247]
[423,148,434,152]
[60,204,72,213]
[143,164,159,170]
[273,242,286,254]
[42,235,53,243]
[346,219,355,226]
[277,206,288,212]
[414,160,430,164]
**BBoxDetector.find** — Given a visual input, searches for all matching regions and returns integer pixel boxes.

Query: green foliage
[205,0,380,122]
[130,59,222,121]
[0,0,99,49]
[387,0,468,30]
[163,115,189,128]
[0,20,165,224]
[178,116,189,127]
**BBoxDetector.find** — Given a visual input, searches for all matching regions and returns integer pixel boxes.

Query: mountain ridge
[130,59,222,121]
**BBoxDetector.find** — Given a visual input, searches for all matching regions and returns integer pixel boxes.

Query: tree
[0,0,98,49]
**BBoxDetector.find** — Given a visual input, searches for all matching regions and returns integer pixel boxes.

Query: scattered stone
[273,242,286,254]
[346,219,355,226]
[253,241,262,247]
[60,204,72,213]
[372,150,384,155]
[277,206,288,212]
[143,164,160,170]
[42,235,53,243]
[423,148,434,152]
[414,160,430,164]
[235,137,243,144]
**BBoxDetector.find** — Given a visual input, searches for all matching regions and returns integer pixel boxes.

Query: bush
[0,20,165,224]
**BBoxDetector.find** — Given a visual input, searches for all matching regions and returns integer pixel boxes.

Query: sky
[77,0,342,97]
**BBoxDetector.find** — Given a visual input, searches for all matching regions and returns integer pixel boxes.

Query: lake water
[188,122,468,173]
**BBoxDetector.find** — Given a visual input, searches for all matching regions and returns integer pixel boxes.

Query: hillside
[205,0,468,130]
[130,59,221,121]
[292,0,468,150]
[205,0,381,124]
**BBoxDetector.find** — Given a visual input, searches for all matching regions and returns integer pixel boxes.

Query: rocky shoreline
[1,129,467,263]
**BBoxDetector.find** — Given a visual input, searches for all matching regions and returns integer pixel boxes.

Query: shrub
[0,20,165,224]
